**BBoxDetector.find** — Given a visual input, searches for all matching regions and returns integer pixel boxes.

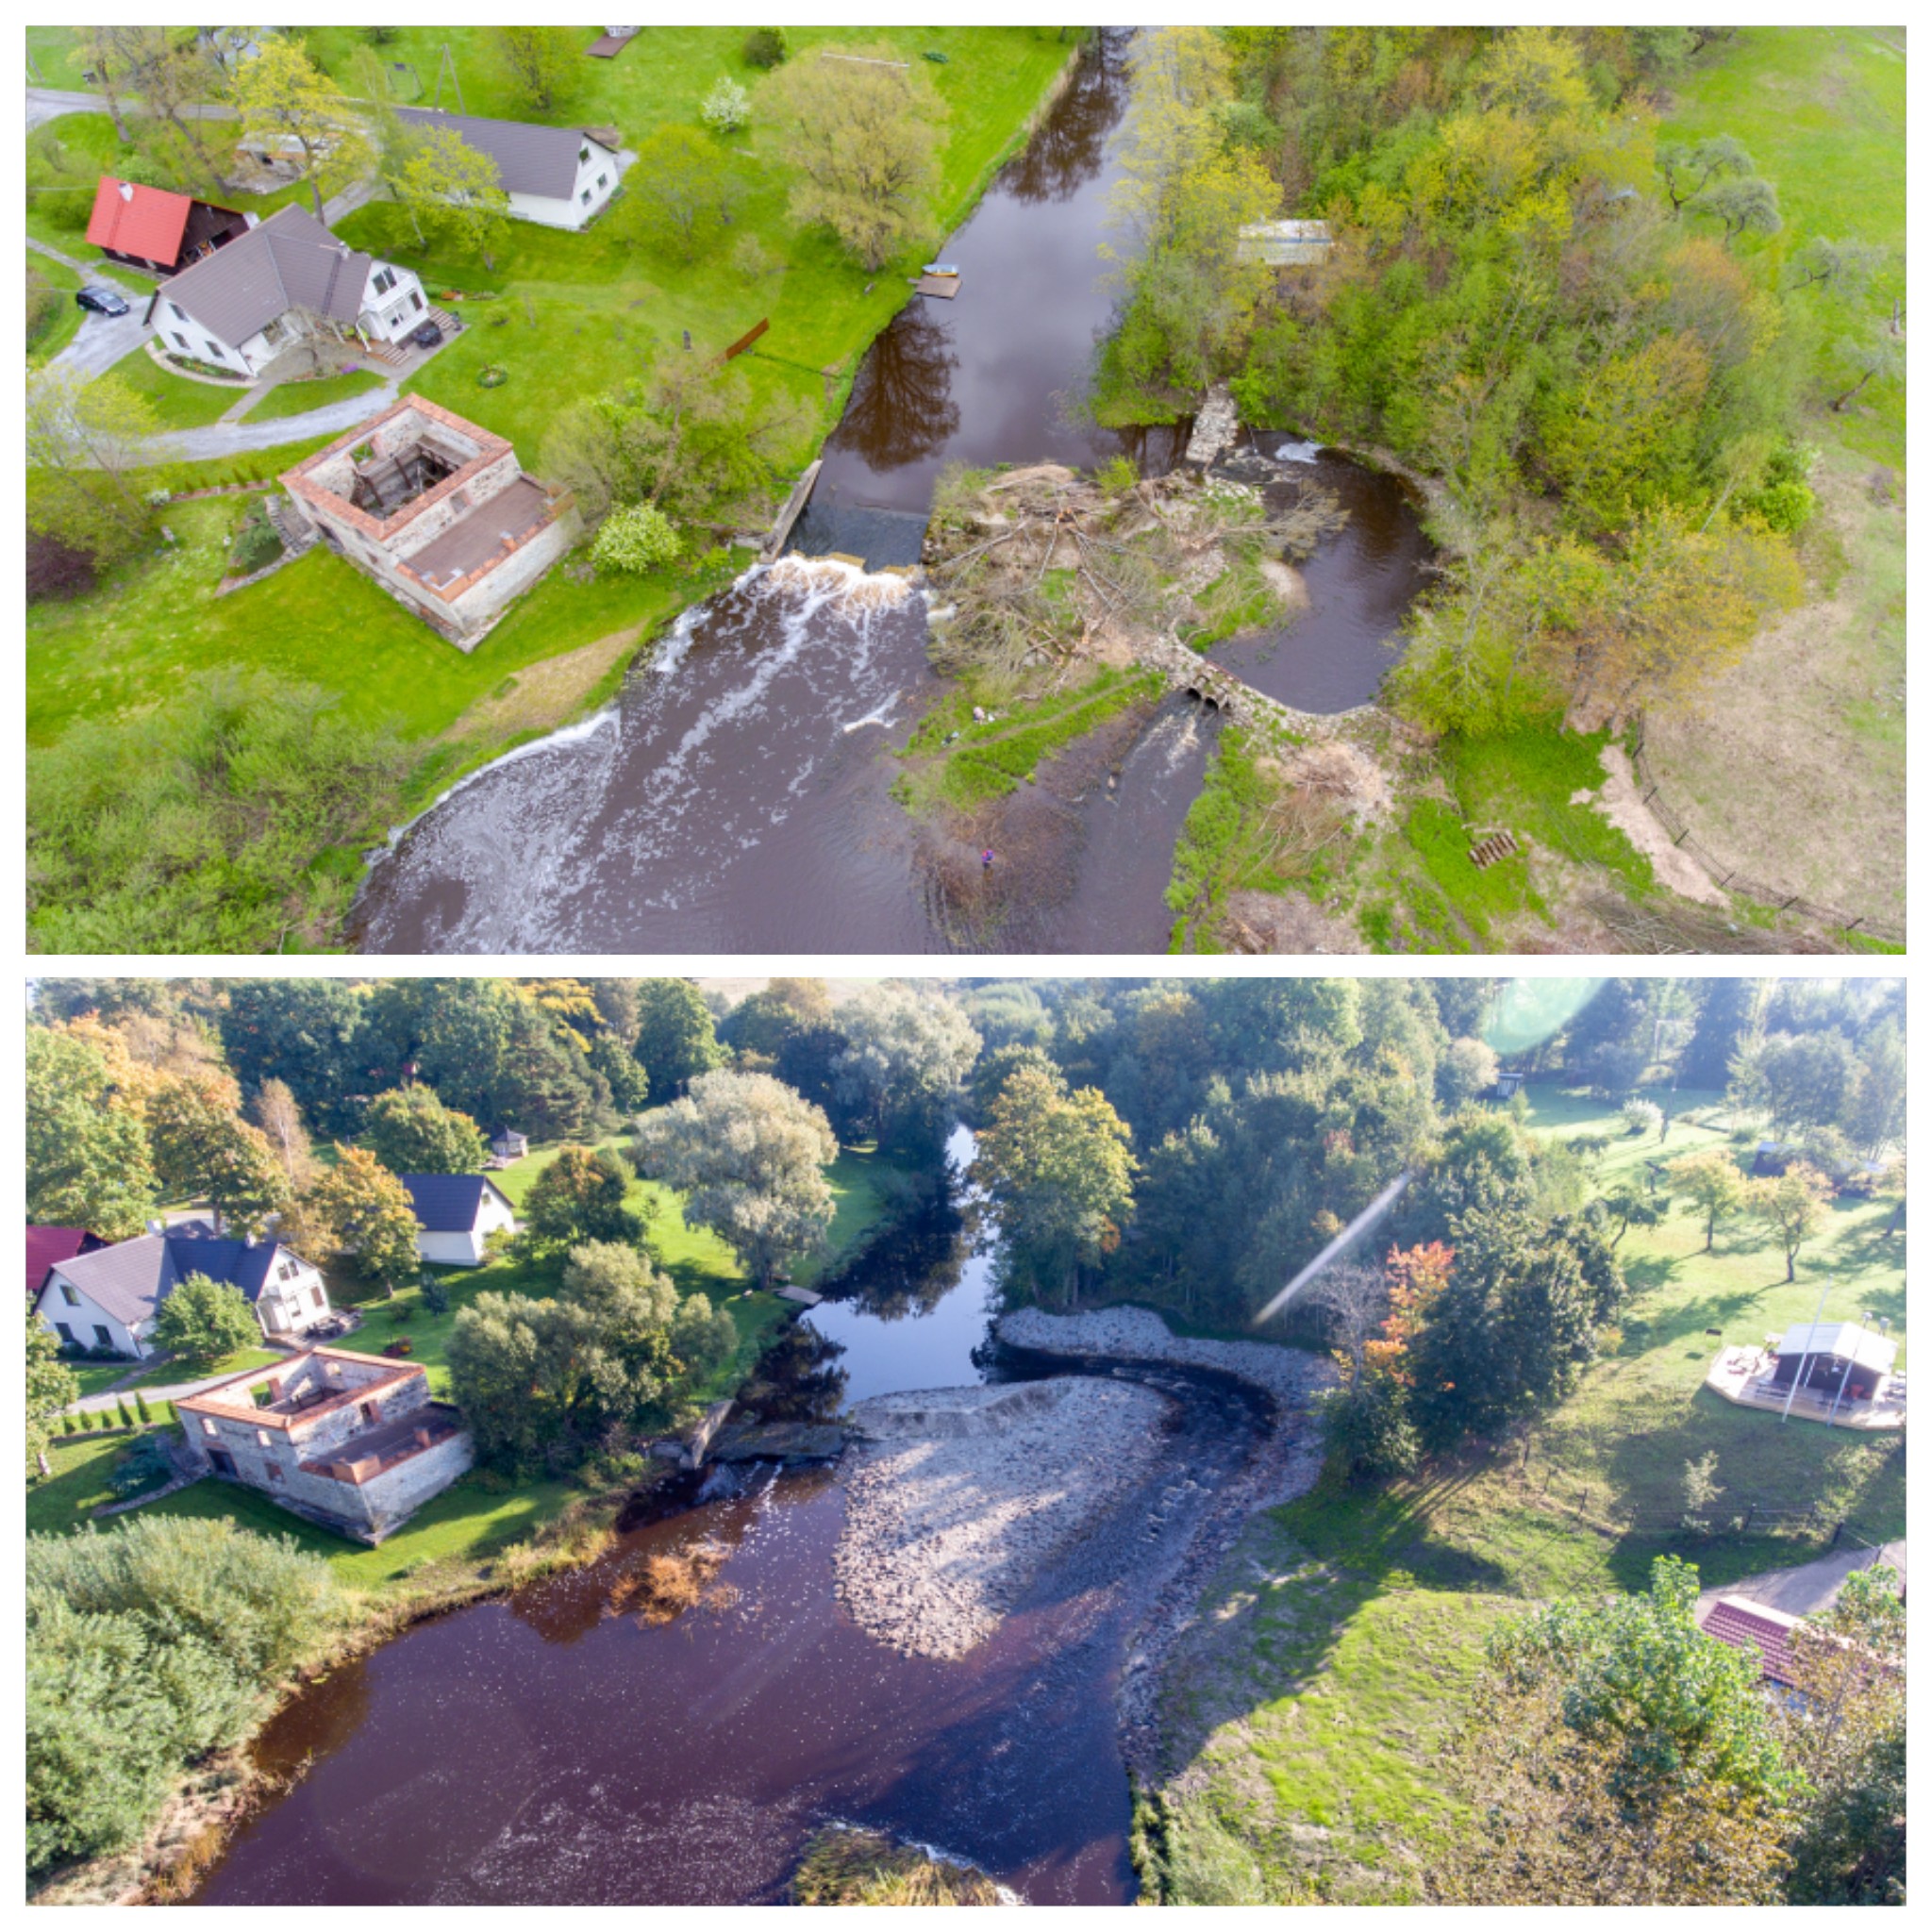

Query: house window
[92,1325,112,1348]
[278,1258,300,1282]
[256,1429,272,1448]
[580,188,591,205]
[201,1417,219,1437]
[579,143,591,162]
[360,1400,382,1425]
[264,1462,285,1484]
[170,301,186,321]
[597,174,608,190]
[409,291,424,311]
[311,1288,327,1309]
[59,1283,78,1307]
[209,1448,237,1477]
[55,1322,75,1346]
[173,332,190,350]
[205,341,224,362]
[372,267,395,296]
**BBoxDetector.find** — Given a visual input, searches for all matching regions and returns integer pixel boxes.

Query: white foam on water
[841,693,900,734]
[1274,440,1323,464]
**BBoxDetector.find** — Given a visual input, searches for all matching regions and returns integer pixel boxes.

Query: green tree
[1436,1557,1792,1904]
[1690,175,1781,244]
[298,1146,424,1296]
[519,1146,648,1255]
[634,1071,838,1290]
[591,502,682,574]
[486,25,580,113]
[25,366,162,565]
[232,35,373,221]
[558,1241,683,1400]
[394,126,511,267]
[1749,1162,1832,1282]
[610,125,743,262]
[25,1027,158,1240]
[972,1062,1136,1307]
[1407,1200,1613,1449]
[1776,1567,1906,1905]
[764,42,948,269]
[1670,1147,1748,1250]
[219,979,369,1135]
[27,1313,81,1479]
[632,978,728,1100]
[153,1274,260,1367]
[147,1075,291,1239]
[496,996,604,1141]
[1656,132,1754,211]
[361,1084,489,1174]
[832,983,982,1156]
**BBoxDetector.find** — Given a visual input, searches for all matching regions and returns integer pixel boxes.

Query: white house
[35,1223,332,1360]
[395,107,625,229]
[147,203,428,378]
[400,1174,519,1267]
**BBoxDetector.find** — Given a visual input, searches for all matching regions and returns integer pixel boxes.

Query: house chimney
[118,179,134,202]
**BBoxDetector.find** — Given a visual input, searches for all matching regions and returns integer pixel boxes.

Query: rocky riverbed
[835,1378,1171,1660]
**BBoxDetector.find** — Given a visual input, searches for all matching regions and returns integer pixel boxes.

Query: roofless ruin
[279,395,578,647]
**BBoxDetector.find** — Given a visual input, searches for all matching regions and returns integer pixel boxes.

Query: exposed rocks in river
[790,1824,1012,1906]
[835,1378,1170,1661]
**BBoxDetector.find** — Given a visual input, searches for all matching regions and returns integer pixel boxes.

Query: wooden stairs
[1468,829,1519,870]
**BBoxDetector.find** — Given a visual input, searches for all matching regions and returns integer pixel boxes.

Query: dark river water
[190,1128,1278,1906]
[349,29,1427,954]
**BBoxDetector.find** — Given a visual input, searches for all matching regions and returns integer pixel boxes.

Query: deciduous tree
[154,1274,260,1366]
[395,127,511,268]
[250,1078,317,1188]
[25,367,161,565]
[232,36,372,222]
[26,1314,80,1478]
[832,984,982,1157]
[518,1146,648,1255]
[635,1071,838,1290]
[361,1084,489,1175]
[486,26,580,113]
[611,125,744,261]
[1749,1162,1831,1282]
[1670,1147,1747,1250]
[631,978,728,1100]
[147,1075,291,1239]
[765,44,948,270]
[298,1146,425,1297]
[25,1027,158,1241]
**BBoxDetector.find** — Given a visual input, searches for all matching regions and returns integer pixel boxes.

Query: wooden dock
[760,458,821,561]
[915,274,961,300]
[776,1284,824,1307]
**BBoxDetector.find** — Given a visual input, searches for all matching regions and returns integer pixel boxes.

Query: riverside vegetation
[1078,25,1904,952]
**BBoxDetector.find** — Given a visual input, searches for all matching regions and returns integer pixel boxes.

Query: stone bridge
[1138,629,1367,740]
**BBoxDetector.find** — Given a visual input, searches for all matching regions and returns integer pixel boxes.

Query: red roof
[1701,1597,1800,1687]
[86,176,194,263]
[27,1226,97,1301]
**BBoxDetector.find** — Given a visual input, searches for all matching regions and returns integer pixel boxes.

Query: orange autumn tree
[1320,1240,1453,1480]
[1366,1240,1456,1382]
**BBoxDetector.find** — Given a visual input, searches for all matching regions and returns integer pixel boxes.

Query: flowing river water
[190,1128,1282,1906]
[350,29,1430,955]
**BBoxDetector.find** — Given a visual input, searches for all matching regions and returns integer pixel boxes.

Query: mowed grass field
[1639,26,1906,924]
[1152,1080,1907,1902]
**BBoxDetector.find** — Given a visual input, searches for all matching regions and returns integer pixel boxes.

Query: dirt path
[1589,744,1727,904]
[438,620,649,753]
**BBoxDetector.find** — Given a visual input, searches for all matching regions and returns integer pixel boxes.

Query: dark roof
[27,1226,99,1300]
[156,204,370,349]
[87,176,194,261]
[39,1228,308,1329]
[1701,1598,1800,1687]
[394,106,614,200]
[400,1174,509,1233]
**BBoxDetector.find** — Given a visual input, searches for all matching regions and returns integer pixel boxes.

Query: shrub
[592,501,683,575]
[743,27,789,68]
[25,530,97,604]
[1095,454,1140,496]
[1621,1098,1664,1139]
[700,75,751,134]
[135,1392,152,1425]
[731,232,778,283]
[230,512,283,575]
[421,1275,451,1316]
[108,1435,173,1499]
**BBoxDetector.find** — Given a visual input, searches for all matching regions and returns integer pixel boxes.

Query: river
[349,29,1429,956]
[189,1127,1281,1906]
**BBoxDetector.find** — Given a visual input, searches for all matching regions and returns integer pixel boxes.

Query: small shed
[1752,1139,1788,1177]
[1238,219,1335,267]
[1493,1070,1525,1099]
[1769,1322,1897,1406]
[491,1127,530,1161]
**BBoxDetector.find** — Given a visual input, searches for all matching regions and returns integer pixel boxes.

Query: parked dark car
[75,284,132,317]
[408,319,443,349]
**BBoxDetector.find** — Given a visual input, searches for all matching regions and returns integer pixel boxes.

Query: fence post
[1829,1519,1843,1549]
[1740,1503,1755,1535]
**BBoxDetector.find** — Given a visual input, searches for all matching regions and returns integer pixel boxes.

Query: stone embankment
[834,1378,1171,1660]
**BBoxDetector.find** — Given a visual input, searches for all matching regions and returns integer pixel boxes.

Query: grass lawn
[27,247,86,363]
[119,1345,285,1393]
[108,341,251,428]
[1152,1077,1907,1901]
[244,367,388,423]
